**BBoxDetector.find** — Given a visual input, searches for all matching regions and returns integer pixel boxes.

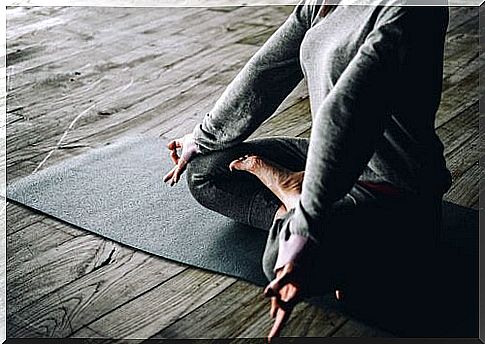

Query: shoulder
[292,0,325,29]
[372,1,449,32]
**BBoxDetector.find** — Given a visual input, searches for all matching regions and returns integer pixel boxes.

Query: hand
[163,133,201,186]
[264,262,302,342]
[264,262,344,342]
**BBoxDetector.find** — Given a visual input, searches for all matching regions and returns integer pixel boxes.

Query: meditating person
[163,0,451,340]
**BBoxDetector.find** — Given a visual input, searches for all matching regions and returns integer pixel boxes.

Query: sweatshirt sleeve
[287,5,413,242]
[192,1,315,153]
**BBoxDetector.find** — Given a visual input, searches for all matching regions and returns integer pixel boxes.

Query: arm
[285,5,411,245]
[271,3,449,273]
[262,6,414,339]
[192,1,316,153]
[164,1,318,185]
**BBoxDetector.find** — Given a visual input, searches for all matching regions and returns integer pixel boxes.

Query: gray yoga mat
[6,135,478,288]
[7,135,269,285]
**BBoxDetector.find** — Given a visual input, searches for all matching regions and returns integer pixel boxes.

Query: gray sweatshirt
[192,0,452,255]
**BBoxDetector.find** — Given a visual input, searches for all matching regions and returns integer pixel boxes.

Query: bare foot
[229,155,304,211]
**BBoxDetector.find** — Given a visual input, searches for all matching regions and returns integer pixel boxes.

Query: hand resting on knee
[163,133,201,186]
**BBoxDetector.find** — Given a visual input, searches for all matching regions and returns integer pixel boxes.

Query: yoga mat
[6,135,269,285]
[6,135,478,288]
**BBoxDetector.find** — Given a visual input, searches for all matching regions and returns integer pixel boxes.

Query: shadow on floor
[308,202,478,337]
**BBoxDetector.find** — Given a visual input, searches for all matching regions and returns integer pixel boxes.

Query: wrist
[181,134,202,162]
[274,233,309,272]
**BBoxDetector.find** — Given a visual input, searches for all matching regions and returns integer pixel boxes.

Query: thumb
[264,266,295,297]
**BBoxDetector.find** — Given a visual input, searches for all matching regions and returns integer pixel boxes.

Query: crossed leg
[186,136,310,230]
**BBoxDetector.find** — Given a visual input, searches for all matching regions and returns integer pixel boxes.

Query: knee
[262,251,277,282]
[186,155,212,203]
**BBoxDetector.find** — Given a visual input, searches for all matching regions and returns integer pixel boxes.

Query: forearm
[193,1,313,153]
[265,5,411,276]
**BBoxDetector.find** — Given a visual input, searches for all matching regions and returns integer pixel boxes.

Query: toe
[229,155,262,172]
[229,159,240,171]
[229,158,250,171]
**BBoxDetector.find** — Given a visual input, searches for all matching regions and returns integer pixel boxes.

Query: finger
[269,283,299,313]
[335,289,343,301]
[167,140,176,150]
[172,159,188,184]
[167,139,183,150]
[169,165,182,186]
[270,297,278,319]
[282,284,300,303]
[268,305,292,341]
[163,165,177,183]
[264,272,293,297]
[170,172,178,186]
[170,149,180,165]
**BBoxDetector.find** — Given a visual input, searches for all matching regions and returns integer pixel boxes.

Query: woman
[163,0,451,339]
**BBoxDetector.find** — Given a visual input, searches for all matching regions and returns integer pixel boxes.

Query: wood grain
[6,202,46,236]
[444,162,480,208]
[332,318,394,337]
[8,247,186,337]
[79,269,236,339]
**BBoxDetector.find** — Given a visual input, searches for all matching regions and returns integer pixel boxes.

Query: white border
[4,0,485,7]
[1,3,6,343]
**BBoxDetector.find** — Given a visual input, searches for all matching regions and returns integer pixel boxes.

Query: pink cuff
[181,137,202,162]
[274,234,309,272]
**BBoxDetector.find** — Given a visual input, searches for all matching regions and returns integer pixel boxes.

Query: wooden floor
[5,5,480,340]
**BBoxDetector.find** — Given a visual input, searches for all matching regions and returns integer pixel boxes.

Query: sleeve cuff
[271,203,322,273]
[274,233,309,272]
[191,123,211,155]
[289,201,320,243]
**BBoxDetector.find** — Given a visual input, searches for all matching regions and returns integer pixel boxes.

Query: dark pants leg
[186,136,309,230]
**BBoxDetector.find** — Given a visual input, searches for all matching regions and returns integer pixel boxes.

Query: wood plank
[6,202,46,236]
[7,313,44,339]
[252,95,311,139]
[435,66,478,129]
[151,280,349,339]
[444,162,480,208]
[6,43,256,168]
[332,318,394,337]
[150,280,267,339]
[7,7,206,77]
[69,326,106,339]
[235,300,347,339]
[7,16,209,111]
[7,218,77,269]
[5,17,223,149]
[6,6,276,109]
[437,101,478,157]
[65,326,106,340]
[445,134,479,181]
[442,9,478,80]
[8,248,186,337]
[7,234,108,315]
[76,269,236,339]
[280,300,348,338]
[242,5,294,27]
[447,7,478,33]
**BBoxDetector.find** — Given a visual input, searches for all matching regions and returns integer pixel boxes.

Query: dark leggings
[186,136,443,292]
[186,136,309,230]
